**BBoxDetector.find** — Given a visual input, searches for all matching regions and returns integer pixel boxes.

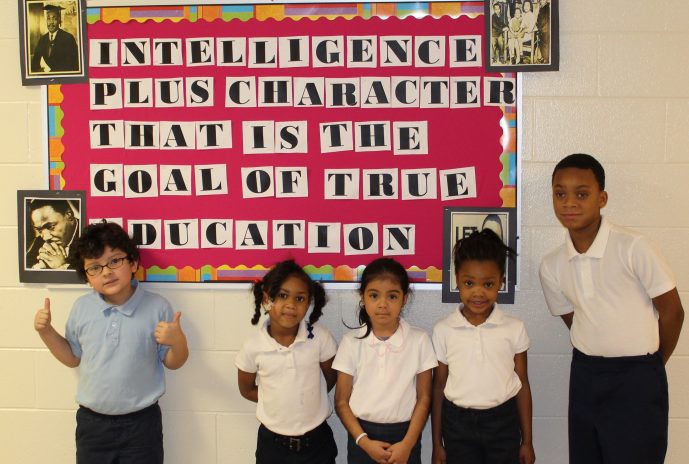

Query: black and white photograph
[18,0,87,85]
[485,0,559,73]
[18,190,85,283]
[442,207,517,304]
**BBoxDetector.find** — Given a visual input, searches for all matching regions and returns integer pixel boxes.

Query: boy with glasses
[33,221,188,464]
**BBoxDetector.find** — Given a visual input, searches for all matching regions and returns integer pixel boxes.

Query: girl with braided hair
[236,259,338,463]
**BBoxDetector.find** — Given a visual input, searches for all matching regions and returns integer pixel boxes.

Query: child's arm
[237,369,259,402]
[654,288,685,364]
[33,298,80,368]
[320,356,337,392]
[335,371,392,463]
[156,312,189,369]
[514,351,535,464]
[560,312,573,329]
[387,368,432,464]
[431,362,449,464]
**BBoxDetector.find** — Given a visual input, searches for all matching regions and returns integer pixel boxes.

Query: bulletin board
[46,2,518,283]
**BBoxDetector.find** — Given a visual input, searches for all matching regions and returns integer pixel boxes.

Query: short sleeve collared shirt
[539,217,676,356]
[332,318,438,423]
[65,280,173,414]
[235,320,337,435]
[432,305,529,409]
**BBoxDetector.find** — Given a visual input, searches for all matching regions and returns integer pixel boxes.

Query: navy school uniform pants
[569,349,668,464]
[256,420,337,464]
[441,397,520,464]
[346,419,422,464]
[76,402,163,464]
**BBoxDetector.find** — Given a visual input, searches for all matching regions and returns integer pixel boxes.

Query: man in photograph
[536,0,551,64]
[26,199,80,270]
[30,4,79,73]
[491,1,508,64]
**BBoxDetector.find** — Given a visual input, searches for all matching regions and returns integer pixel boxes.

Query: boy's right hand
[34,298,53,334]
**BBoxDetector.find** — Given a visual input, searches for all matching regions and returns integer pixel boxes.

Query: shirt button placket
[474,328,483,360]
[109,310,120,345]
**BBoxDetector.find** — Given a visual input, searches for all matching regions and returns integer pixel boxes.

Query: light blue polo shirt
[65,280,173,415]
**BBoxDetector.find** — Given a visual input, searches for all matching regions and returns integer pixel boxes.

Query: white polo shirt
[539,217,676,357]
[432,305,529,410]
[332,318,438,423]
[235,320,337,436]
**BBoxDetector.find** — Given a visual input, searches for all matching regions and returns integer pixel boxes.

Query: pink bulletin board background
[47,2,518,283]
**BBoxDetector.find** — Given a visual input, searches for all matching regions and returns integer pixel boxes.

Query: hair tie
[307,322,315,339]
[262,300,273,315]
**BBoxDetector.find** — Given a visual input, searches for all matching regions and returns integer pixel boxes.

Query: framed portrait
[18,0,88,86]
[18,190,86,283]
[485,0,559,73]
[442,207,517,304]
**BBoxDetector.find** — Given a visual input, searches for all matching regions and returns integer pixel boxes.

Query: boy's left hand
[520,443,535,464]
[155,312,185,346]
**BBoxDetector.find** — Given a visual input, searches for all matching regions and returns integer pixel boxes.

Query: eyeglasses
[84,256,128,276]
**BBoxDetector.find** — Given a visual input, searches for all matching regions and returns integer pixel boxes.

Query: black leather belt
[273,433,311,452]
[264,421,327,452]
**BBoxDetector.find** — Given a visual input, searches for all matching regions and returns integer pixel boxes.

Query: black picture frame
[442,207,517,304]
[484,0,559,73]
[18,0,88,86]
[18,190,86,283]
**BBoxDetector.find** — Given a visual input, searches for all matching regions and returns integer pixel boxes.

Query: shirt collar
[259,318,308,351]
[359,317,408,349]
[446,303,505,328]
[565,216,612,260]
[94,279,141,316]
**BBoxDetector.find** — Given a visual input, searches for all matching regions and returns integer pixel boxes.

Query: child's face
[265,275,310,333]
[362,277,407,334]
[84,246,138,305]
[456,260,501,325]
[552,167,607,234]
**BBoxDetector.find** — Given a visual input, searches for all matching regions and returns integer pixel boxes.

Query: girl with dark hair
[334,258,437,464]
[236,259,338,464]
[432,229,534,464]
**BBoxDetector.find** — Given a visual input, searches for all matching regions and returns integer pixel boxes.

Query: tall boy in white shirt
[539,153,684,464]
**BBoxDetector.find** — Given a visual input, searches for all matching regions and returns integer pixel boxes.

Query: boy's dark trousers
[346,419,422,464]
[569,349,668,464]
[76,402,163,464]
[255,420,337,464]
[441,397,520,464]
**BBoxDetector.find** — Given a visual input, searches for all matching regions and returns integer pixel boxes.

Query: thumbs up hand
[34,298,53,334]
[155,311,185,347]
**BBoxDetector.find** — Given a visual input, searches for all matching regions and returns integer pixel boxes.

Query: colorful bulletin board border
[47,2,517,283]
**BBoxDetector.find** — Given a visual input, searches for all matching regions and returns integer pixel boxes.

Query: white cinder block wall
[2,1,688,463]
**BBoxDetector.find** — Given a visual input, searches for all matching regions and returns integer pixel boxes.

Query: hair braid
[308,281,327,325]
[250,280,265,325]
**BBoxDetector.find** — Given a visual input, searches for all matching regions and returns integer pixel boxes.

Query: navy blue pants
[569,349,668,464]
[76,402,163,464]
[441,397,520,464]
[256,421,337,464]
[346,419,421,464]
